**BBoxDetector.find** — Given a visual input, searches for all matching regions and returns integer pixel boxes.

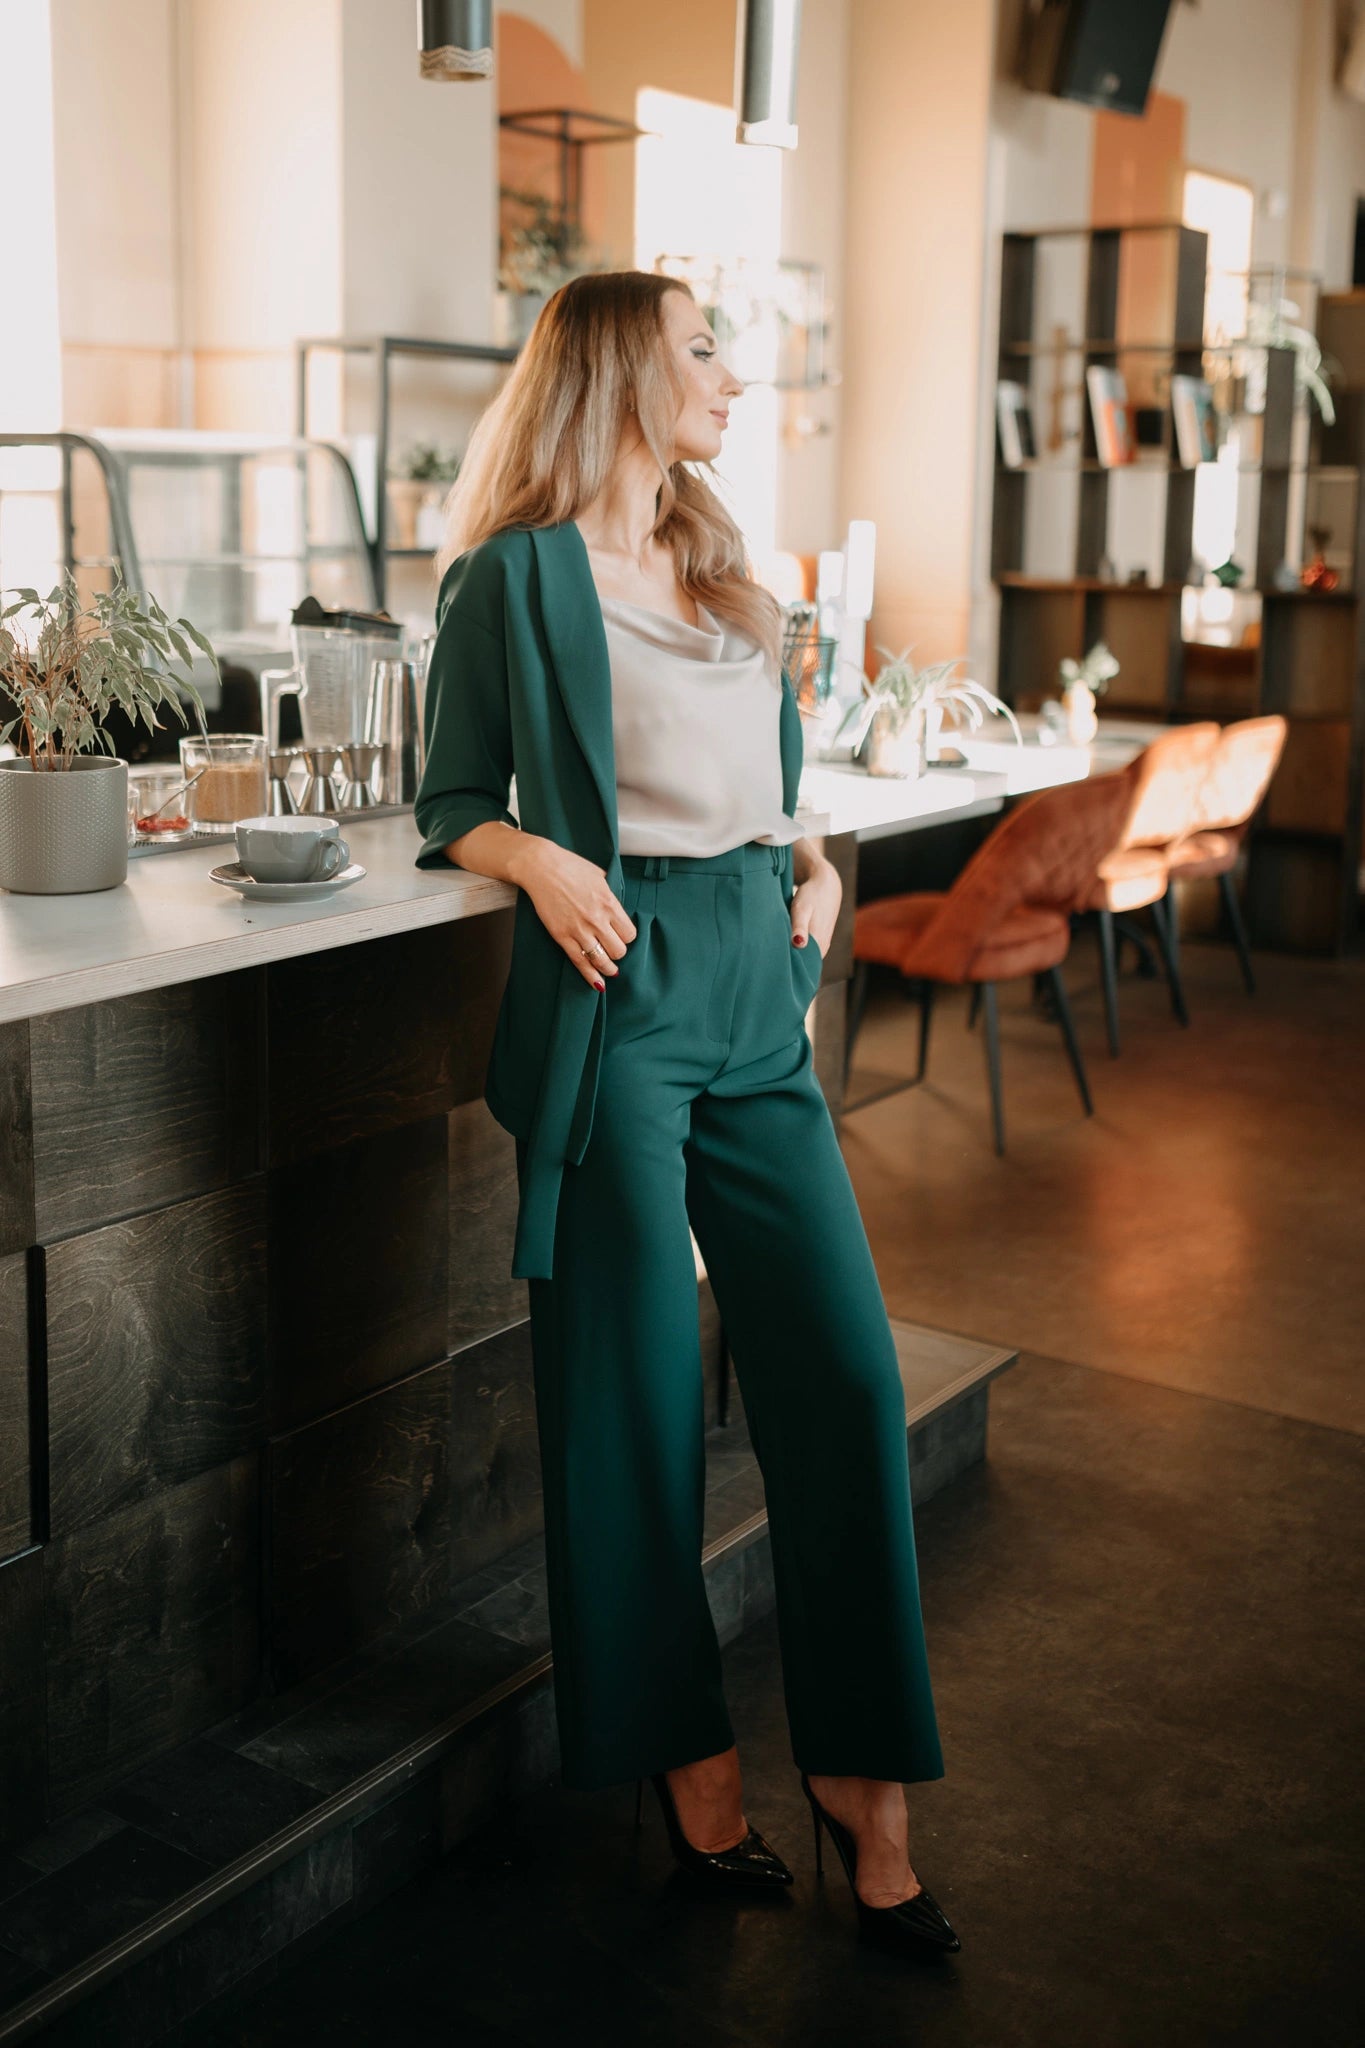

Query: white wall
[0,0,62,433]
[1292,0,1365,288]
[1160,0,1302,266]
[340,0,496,341]
[49,0,180,350]
[186,0,342,354]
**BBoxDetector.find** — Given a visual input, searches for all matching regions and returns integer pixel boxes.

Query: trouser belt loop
[646,854,670,879]
[770,844,782,874]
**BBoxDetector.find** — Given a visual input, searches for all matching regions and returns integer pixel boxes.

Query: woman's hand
[509,836,637,987]
[789,852,842,956]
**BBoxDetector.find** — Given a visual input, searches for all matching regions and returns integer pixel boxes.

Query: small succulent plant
[836,647,1021,752]
[1059,640,1120,696]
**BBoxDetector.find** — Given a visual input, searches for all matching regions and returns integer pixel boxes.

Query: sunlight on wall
[0,0,63,587]
[634,86,783,565]
[1184,168,1255,580]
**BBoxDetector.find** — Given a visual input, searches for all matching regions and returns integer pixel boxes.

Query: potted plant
[388,444,461,550]
[1056,640,1119,745]
[497,187,592,344]
[0,576,213,895]
[835,648,1021,779]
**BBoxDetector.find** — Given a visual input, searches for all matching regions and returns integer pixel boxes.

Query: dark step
[0,1320,1013,2047]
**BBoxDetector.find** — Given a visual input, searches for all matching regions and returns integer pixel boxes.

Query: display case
[0,430,378,708]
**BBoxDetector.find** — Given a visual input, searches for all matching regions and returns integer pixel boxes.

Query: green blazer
[414,519,805,1281]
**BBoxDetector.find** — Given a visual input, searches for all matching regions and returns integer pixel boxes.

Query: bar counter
[0,771,1027,2042]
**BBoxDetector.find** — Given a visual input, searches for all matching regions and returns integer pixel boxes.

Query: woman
[413,272,958,1960]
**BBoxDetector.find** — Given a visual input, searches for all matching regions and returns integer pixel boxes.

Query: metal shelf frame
[294,335,519,606]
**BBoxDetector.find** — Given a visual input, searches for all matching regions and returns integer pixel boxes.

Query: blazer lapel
[530,523,618,858]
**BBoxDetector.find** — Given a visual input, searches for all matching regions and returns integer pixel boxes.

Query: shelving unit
[294,335,519,607]
[497,107,642,234]
[993,222,1217,715]
[989,223,1365,953]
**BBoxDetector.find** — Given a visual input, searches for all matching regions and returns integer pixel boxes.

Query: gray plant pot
[0,755,129,894]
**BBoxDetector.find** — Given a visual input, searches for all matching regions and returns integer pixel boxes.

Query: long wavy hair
[435,271,781,662]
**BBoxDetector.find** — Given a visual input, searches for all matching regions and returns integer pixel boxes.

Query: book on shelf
[1170,375,1218,467]
[995,380,1036,468]
[1085,366,1136,467]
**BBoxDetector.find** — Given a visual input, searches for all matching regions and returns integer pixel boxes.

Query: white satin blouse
[600,595,804,859]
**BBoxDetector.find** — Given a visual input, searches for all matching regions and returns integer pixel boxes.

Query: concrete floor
[165,936,1365,2047]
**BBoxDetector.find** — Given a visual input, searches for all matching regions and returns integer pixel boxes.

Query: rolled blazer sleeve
[413,597,519,870]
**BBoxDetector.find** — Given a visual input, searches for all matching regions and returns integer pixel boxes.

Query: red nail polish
[594,977,605,991]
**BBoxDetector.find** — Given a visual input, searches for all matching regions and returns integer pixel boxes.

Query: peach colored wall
[1091,91,1187,410]
[497,16,602,258]
[582,0,736,267]
[839,0,995,663]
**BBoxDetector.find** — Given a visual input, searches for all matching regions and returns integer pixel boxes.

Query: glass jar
[128,767,194,842]
[179,733,268,836]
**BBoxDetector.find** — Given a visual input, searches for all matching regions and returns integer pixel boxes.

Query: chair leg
[1220,870,1256,994]
[980,982,1005,1155]
[917,980,935,1081]
[844,959,870,1085]
[1097,908,1121,1058]
[1049,966,1094,1117]
[1115,917,1159,980]
[1149,896,1190,1027]
[967,984,982,1031]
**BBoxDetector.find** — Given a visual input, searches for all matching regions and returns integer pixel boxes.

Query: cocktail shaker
[365,659,426,805]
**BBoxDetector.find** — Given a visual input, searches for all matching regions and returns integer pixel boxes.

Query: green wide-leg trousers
[519,839,945,1792]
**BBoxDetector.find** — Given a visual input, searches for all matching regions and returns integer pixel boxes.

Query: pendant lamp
[418,0,492,80]
[736,0,802,148]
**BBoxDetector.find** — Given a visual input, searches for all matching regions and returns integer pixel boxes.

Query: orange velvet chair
[1082,723,1221,1055]
[850,766,1137,1155]
[1164,715,1287,993]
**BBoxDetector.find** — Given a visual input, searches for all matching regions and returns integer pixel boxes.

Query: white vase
[414,489,446,550]
[0,755,128,893]
[1064,682,1098,745]
[865,707,923,779]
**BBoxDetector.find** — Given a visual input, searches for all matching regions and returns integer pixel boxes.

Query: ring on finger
[581,937,605,958]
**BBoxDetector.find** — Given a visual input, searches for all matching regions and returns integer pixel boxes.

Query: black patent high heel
[635,1773,794,1889]
[800,1773,960,1956]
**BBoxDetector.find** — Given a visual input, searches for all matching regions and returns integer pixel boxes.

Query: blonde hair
[436,271,781,662]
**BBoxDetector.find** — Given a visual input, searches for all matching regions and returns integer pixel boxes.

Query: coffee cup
[235,814,350,884]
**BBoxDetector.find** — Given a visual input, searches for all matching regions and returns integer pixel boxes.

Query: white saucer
[209,860,367,903]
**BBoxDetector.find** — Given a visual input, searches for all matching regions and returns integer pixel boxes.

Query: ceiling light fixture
[418,0,492,81]
[736,0,802,149]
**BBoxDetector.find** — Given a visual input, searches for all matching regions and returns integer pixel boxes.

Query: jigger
[300,745,347,815]
[267,748,302,816]
[340,741,384,809]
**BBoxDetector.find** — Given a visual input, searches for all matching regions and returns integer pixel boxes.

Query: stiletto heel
[645,1771,794,1890]
[800,1774,960,1957]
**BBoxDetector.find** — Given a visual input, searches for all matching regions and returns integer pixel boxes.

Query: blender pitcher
[261,597,403,750]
